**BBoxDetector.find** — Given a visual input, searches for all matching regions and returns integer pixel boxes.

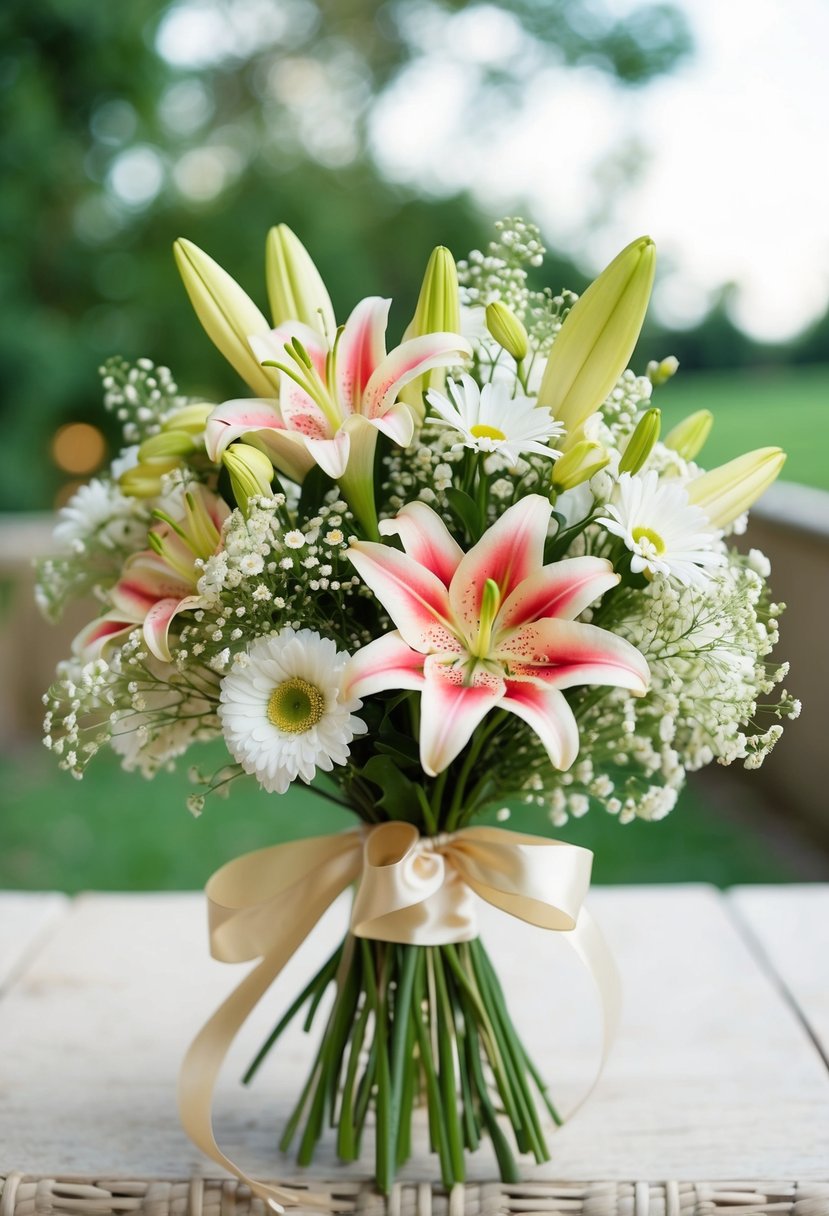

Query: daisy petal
[419,660,503,776]
[501,681,580,770]
[363,332,472,419]
[347,542,455,652]
[449,494,552,637]
[496,556,619,631]
[343,631,426,699]
[379,501,464,587]
[499,618,650,694]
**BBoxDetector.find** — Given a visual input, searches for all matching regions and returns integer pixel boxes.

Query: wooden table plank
[0,887,828,1183]
[729,884,829,1061]
[0,892,69,991]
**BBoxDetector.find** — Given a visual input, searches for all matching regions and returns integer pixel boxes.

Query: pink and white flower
[74,486,228,663]
[204,297,471,530]
[344,495,650,776]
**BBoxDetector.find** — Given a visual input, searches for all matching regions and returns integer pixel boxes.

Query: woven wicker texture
[2,1177,829,1216]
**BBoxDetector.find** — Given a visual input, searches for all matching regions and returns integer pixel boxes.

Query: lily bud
[138,431,197,462]
[119,461,178,499]
[618,407,661,476]
[687,447,786,528]
[664,409,713,460]
[162,403,214,435]
[538,236,656,444]
[400,245,461,421]
[485,301,528,362]
[223,443,274,513]
[173,238,278,399]
[265,224,336,338]
[647,356,679,387]
[551,440,610,494]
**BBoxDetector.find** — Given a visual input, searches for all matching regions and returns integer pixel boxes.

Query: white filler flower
[219,627,366,793]
[597,470,725,587]
[426,374,563,466]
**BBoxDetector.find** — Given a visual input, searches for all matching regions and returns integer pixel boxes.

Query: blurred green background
[1,0,828,891]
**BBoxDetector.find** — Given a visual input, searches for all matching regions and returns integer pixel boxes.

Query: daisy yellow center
[267,677,325,734]
[470,423,507,441]
[631,525,666,555]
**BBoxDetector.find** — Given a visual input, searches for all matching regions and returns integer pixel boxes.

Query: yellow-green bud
[664,409,713,460]
[618,407,661,475]
[551,440,610,493]
[162,403,214,435]
[265,224,336,338]
[138,431,196,462]
[400,245,461,421]
[119,462,178,498]
[173,238,278,399]
[223,443,274,513]
[538,236,656,446]
[485,301,528,362]
[687,447,786,528]
[647,356,679,387]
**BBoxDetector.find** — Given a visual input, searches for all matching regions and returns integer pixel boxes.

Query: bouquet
[38,218,799,1202]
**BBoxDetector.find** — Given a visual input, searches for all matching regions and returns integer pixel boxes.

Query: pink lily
[344,495,650,777]
[74,486,228,663]
[204,297,471,533]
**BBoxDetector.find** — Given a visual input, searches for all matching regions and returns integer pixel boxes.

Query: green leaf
[361,754,421,821]
[445,486,480,542]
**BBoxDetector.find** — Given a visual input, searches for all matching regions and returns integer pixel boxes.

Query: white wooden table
[1,886,828,1215]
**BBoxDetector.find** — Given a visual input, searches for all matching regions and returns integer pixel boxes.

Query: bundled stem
[246,933,556,1192]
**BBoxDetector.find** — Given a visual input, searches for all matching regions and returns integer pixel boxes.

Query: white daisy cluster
[36,479,151,621]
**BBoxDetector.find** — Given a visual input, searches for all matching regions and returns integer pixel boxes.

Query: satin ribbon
[179,822,621,1211]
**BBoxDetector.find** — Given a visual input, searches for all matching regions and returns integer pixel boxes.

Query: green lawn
[0,741,806,892]
[657,364,829,491]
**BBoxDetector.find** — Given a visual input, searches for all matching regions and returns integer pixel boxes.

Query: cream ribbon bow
[178,822,621,1212]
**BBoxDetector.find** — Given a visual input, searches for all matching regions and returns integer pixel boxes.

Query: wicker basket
[2,1176,829,1216]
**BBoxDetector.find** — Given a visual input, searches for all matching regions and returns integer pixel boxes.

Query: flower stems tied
[178,822,620,1204]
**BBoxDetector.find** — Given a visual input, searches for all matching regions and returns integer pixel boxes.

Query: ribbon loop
[179,821,620,1210]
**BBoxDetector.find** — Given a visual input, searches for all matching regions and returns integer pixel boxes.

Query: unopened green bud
[162,403,214,435]
[400,245,461,421]
[119,462,177,498]
[138,431,196,462]
[224,443,274,513]
[265,224,336,338]
[551,441,610,493]
[664,409,713,460]
[646,356,679,387]
[485,301,528,362]
[539,236,656,445]
[173,238,278,399]
[687,447,785,528]
[618,407,661,475]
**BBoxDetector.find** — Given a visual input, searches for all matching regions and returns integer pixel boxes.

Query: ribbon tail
[178,874,356,1211]
[562,905,622,1120]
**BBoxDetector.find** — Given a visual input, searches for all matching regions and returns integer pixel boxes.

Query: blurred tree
[0,0,693,510]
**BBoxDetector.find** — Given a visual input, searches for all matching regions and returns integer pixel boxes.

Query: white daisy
[425,374,563,467]
[596,470,725,588]
[218,627,366,794]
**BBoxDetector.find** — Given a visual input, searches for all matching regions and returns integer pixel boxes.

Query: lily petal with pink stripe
[346,494,650,776]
